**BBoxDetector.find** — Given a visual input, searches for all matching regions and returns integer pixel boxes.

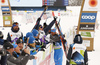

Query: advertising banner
[3,16,11,20]
[79,31,94,38]
[80,12,97,23]
[2,12,10,15]
[83,0,100,11]
[79,24,95,30]
[1,6,10,12]
[83,40,90,47]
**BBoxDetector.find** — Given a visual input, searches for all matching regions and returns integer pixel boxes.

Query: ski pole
[31,6,48,31]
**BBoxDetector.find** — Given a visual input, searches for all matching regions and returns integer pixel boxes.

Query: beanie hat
[32,29,39,37]
[26,32,33,38]
[16,38,23,44]
[0,31,3,38]
[12,22,18,27]
[3,40,14,50]
[74,34,83,43]
[51,29,56,32]
[28,36,35,44]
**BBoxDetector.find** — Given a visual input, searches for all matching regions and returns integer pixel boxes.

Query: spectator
[0,31,7,65]
[7,22,23,43]
[3,41,30,65]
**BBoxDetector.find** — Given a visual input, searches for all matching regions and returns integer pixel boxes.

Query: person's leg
[54,50,58,65]
[57,49,63,65]
[55,49,63,65]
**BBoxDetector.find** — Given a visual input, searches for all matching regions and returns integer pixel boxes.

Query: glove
[54,16,57,21]
[53,42,55,45]
[41,48,45,51]
[63,39,67,44]
[37,18,41,21]
[35,41,41,45]
[41,46,45,48]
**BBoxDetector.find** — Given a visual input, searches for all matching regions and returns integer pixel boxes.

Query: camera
[0,48,6,56]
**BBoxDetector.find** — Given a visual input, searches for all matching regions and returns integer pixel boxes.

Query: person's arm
[67,46,72,65]
[21,32,23,38]
[34,18,41,30]
[84,50,88,65]
[7,33,11,42]
[7,54,30,65]
[44,20,55,34]
[30,50,37,55]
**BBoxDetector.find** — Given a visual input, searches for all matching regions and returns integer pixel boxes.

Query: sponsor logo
[1,7,10,12]
[81,15,95,20]
[2,12,10,15]
[73,59,84,63]
[1,0,5,3]
[81,13,97,23]
[3,16,11,20]
[89,0,98,7]
[79,24,95,30]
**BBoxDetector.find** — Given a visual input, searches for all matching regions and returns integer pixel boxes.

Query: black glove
[41,48,45,51]
[63,39,67,44]
[35,41,41,45]
[54,16,57,21]
[41,46,45,48]
[53,42,55,45]
[37,18,41,21]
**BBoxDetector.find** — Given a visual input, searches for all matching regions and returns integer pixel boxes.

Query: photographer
[3,40,30,65]
[0,31,7,65]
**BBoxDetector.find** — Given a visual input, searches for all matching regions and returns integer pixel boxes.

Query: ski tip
[52,11,55,17]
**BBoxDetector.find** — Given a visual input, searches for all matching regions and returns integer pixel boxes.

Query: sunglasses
[39,26,43,28]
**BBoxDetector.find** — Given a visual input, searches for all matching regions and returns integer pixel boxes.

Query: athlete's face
[51,32,56,36]
[13,26,19,31]
[14,46,21,53]
[17,43,23,50]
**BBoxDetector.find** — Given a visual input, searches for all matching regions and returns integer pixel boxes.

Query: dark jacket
[34,18,55,35]
[7,51,30,65]
[13,50,35,60]
[0,38,7,65]
[50,34,60,43]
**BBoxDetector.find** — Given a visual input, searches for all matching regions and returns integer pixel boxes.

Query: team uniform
[50,29,63,65]
[7,23,23,43]
[67,34,88,65]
